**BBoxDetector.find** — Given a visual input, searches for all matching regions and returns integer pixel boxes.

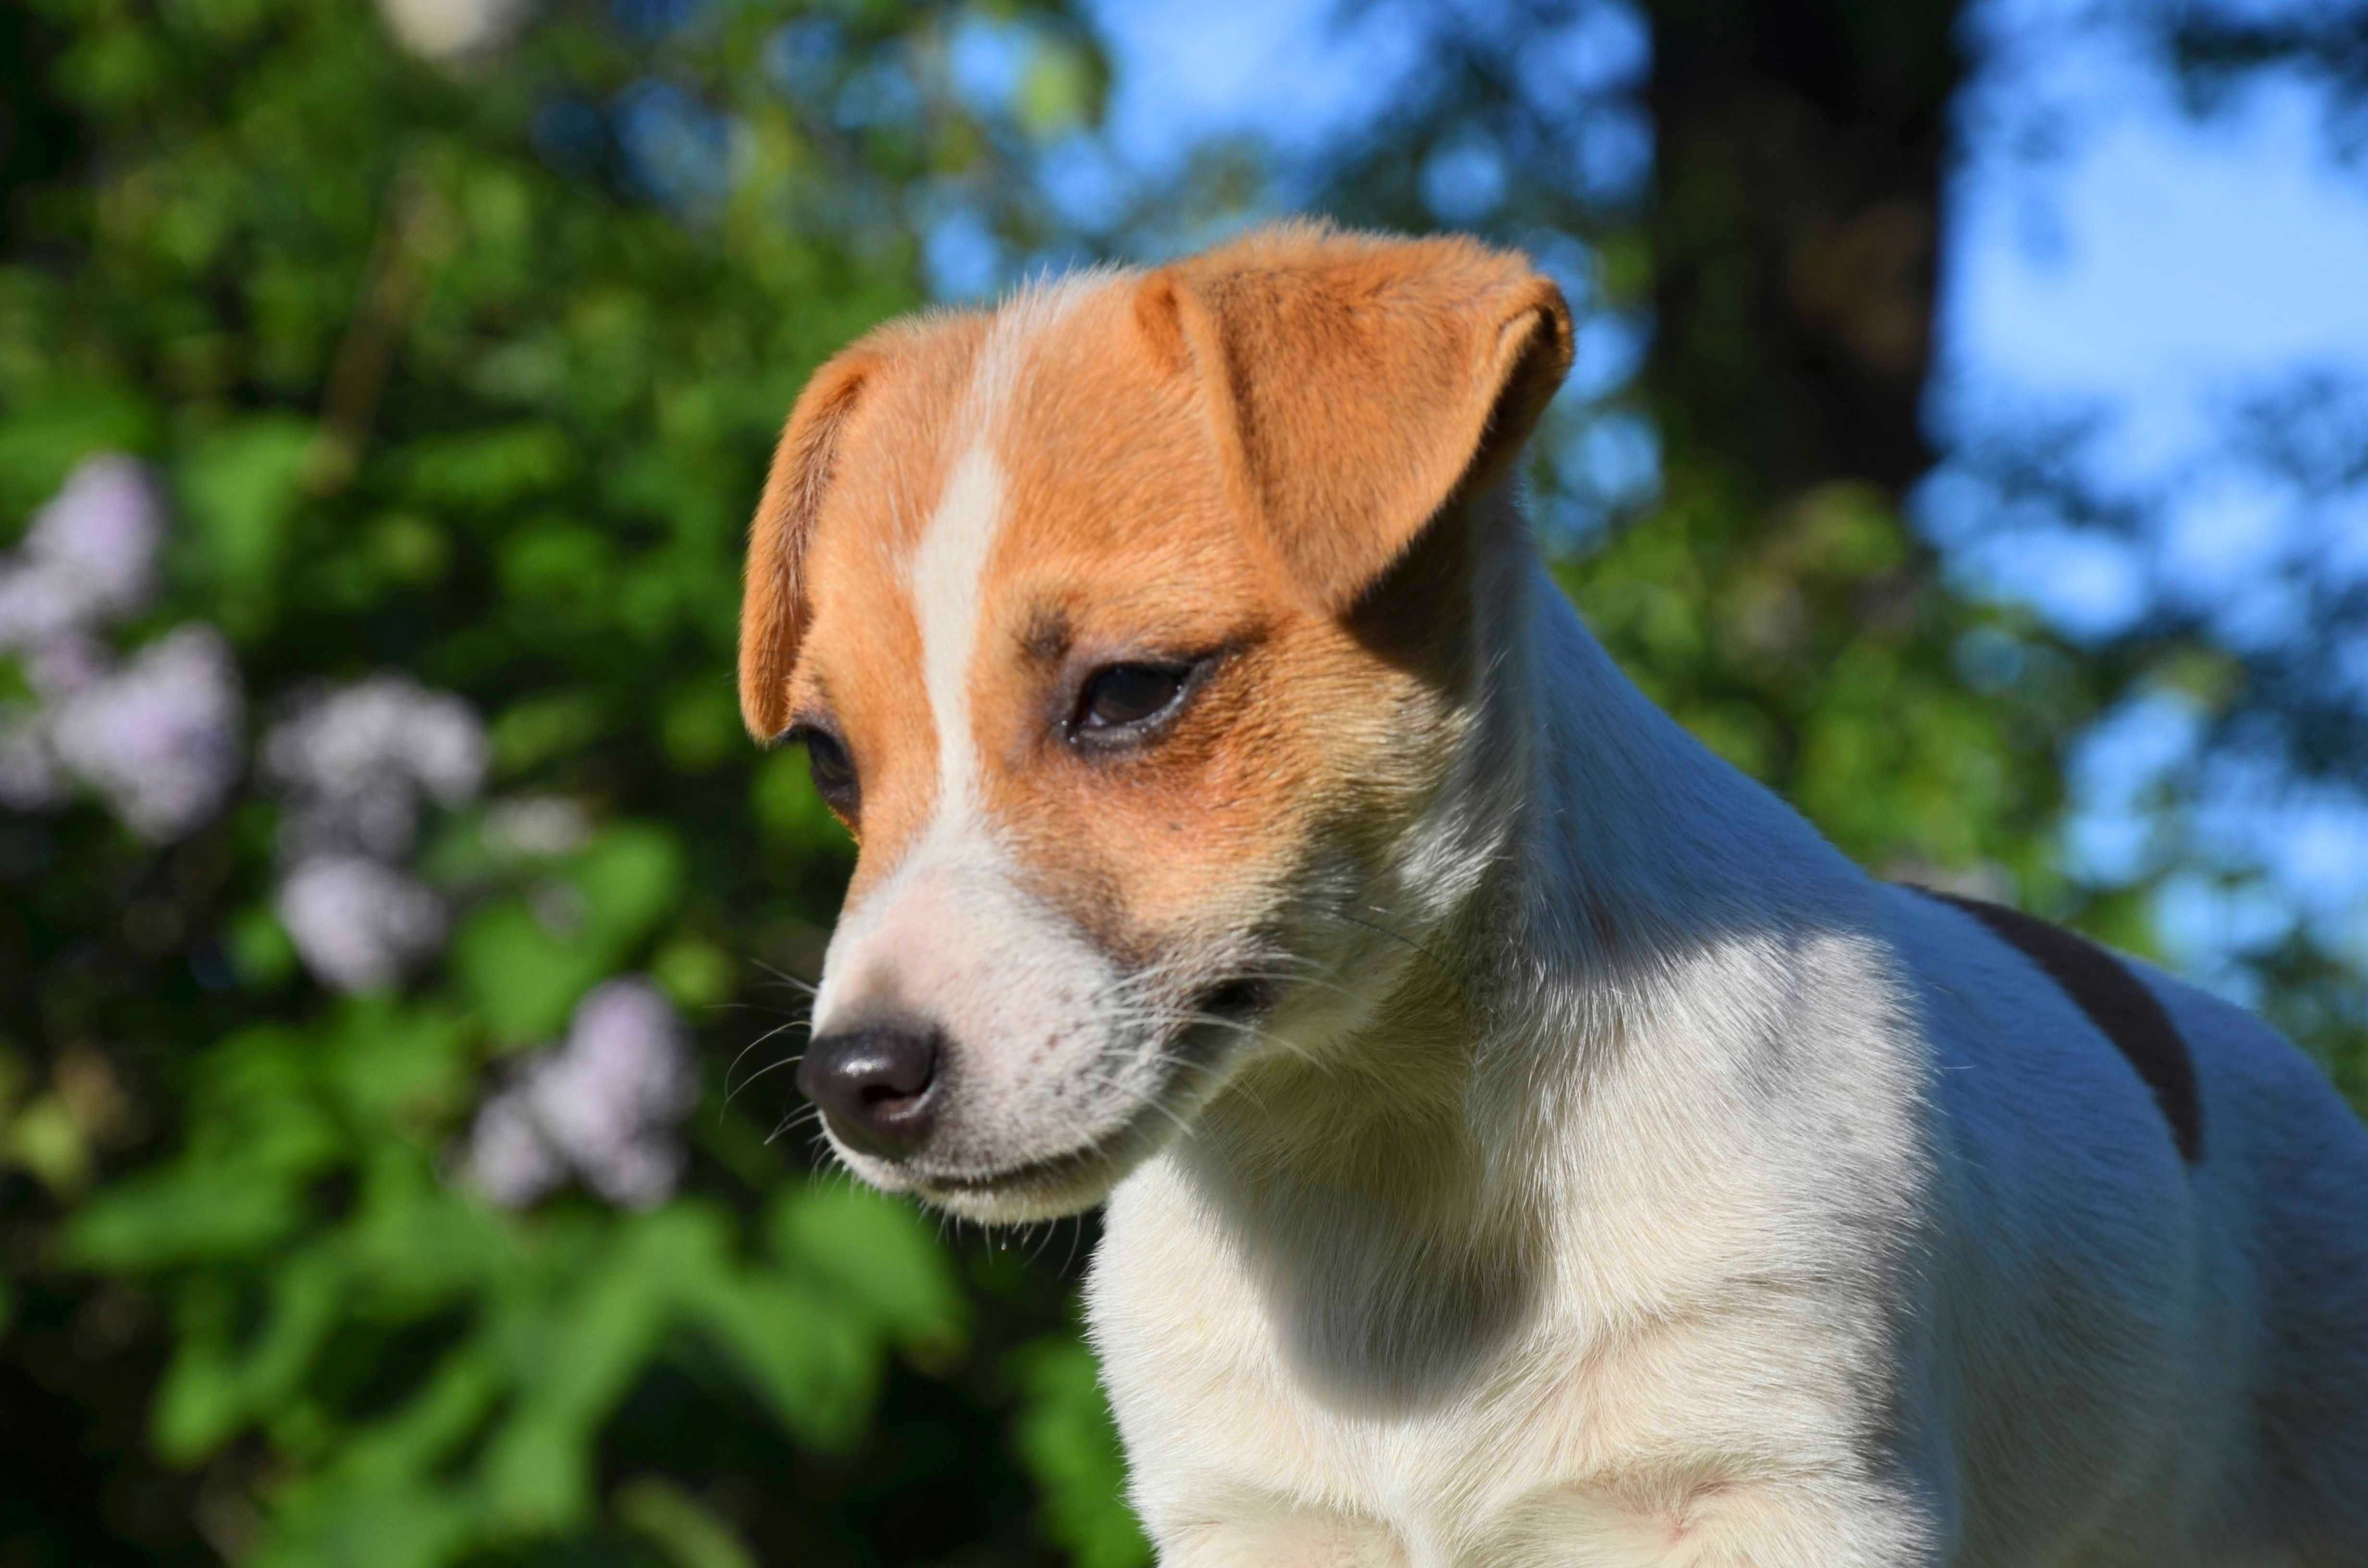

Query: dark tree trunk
[1642,0,1965,504]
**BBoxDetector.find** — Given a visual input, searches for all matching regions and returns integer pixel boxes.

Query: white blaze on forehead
[909,446,1001,822]
[904,272,1108,833]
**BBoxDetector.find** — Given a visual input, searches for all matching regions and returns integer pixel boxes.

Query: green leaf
[153,1252,346,1463]
[1008,1335,1151,1568]
[661,683,743,774]
[769,1183,967,1361]
[252,1484,482,1568]
[752,746,849,861]
[681,1267,880,1450]
[451,896,608,1046]
[0,381,155,522]
[319,1002,471,1127]
[652,936,735,1009]
[488,690,610,778]
[402,424,572,508]
[617,1477,758,1568]
[452,825,683,1042]
[177,415,317,615]
[572,825,684,954]
[228,902,299,990]
[68,1162,313,1269]
[480,1210,709,1528]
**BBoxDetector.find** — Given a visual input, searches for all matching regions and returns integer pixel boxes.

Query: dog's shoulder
[1893,885,2202,1162]
[1871,882,2203,1200]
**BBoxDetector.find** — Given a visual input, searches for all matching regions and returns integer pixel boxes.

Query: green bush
[0,0,1140,1561]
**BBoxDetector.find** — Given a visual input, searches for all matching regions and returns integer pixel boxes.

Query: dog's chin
[834,1078,1213,1223]
[826,1121,1158,1224]
[917,1091,1196,1222]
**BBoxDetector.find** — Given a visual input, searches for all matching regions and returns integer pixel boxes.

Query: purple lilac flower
[464,1090,568,1209]
[0,457,165,650]
[265,676,487,808]
[49,626,244,841]
[23,634,110,701]
[467,978,697,1210]
[263,677,486,860]
[275,854,449,993]
[260,676,488,990]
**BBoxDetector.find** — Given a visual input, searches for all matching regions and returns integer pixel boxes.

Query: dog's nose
[797,1023,942,1159]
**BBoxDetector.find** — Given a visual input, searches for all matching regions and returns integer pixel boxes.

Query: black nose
[796,1024,942,1159]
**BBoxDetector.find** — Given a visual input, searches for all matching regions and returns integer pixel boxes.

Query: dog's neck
[1163,497,1869,1400]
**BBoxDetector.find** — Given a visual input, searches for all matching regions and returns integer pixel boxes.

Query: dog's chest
[1088,1168,1740,1568]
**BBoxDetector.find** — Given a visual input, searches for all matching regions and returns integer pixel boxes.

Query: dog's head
[740,224,1571,1220]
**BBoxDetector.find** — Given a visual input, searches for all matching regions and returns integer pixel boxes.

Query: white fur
[1083,514,2368,1567]
[912,443,1001,829]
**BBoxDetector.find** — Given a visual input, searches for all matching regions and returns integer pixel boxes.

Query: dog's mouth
[907,977,1277,1218]
[907,1105,1159,1220]
[921,1137,1130,1196]
[1196,975,1273,1024]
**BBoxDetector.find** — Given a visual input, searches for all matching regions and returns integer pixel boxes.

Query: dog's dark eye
[792,725,859,813]
[1076,663,1188,734]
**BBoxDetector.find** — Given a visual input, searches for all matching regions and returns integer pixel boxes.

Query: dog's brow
[1020,605,1073,664]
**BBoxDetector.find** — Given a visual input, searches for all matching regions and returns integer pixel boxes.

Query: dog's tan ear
[739,355,870,739]
[1149,226,1573,612]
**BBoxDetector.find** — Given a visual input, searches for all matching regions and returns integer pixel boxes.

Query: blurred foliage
[3,0,2365,1564]
[0,0,1136,1563]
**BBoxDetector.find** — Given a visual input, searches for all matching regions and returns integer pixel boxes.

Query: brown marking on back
[1912,887,2204,1163]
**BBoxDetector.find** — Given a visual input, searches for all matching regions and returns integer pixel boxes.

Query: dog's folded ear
[1142,223,1574,614]
[739,353,870,740]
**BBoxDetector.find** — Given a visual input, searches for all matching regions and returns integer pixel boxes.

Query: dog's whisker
[1340,907,1467,1001]
[723,1051,805,1112]
[722,1017,814,1111]
[767,1102,826,1145]
[747,958,820,997]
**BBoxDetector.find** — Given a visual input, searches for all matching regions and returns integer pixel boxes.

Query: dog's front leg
[1158,1515,1409,1568]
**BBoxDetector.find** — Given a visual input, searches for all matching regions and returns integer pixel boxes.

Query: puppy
[737,223,2368,1567]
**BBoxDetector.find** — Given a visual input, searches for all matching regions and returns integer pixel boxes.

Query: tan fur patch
[739,220,1572,1061]
[762,311,988,897]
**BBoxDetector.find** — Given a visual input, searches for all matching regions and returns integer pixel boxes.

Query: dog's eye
[1075,662,1188,734]
[791,725,859,813]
